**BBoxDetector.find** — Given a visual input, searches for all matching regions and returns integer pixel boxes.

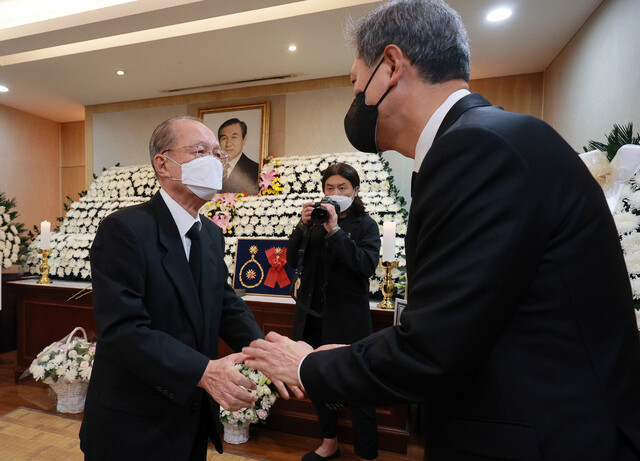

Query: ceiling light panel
[0,0,136,30]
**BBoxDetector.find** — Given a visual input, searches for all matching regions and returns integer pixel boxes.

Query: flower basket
[28,326,95,413]
[219,364,279,430]
[48,380,89,413]
[222,421,251,444]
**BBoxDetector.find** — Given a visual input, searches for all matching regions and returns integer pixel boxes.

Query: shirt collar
[414,89,470,172]
[159,188,201,238]
[227,153,243,171]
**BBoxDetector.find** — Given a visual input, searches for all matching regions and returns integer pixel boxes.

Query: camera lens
[311,206,329,225]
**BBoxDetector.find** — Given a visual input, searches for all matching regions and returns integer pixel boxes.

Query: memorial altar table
[9,279,409,453]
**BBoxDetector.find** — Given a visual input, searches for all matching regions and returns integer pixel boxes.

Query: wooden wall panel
[469,73,544,118]
[61,121,85,167]
[60,121,86,215]
[61,166,86,213]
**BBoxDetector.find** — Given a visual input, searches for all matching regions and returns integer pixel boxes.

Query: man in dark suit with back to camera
[80,116,269,461]
[244,1,640,460]
[218,118,260,195]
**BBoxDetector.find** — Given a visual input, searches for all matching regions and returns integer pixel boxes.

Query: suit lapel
[199,220,221,353]
[410,93,493,199]
[150,193,205,349]
[433,93,493,142]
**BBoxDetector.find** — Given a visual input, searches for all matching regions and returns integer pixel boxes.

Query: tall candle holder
[37,248,53,285]
[377,260,398,310]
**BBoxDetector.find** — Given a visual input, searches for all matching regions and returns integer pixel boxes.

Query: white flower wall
[21,152,408,298]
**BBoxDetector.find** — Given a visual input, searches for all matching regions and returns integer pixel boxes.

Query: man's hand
[197,352,258,411]
[321,202,339,234]
[243,332,313,399]
[300,202,315,225]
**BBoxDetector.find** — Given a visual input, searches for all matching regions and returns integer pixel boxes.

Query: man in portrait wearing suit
[79,116,268,460]
[244,1,640,460]
[218,118,260,195]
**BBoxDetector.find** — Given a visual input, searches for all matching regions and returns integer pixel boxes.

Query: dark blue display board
[232,238,295,297]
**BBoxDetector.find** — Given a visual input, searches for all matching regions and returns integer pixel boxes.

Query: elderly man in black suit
[80,116,273,460]
[218,118,259,195]
[244,1,640,460]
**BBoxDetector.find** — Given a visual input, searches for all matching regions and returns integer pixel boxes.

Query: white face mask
[327,193,354,213]
[164,155,223,201]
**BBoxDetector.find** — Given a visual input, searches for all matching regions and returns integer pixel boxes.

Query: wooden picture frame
[199,102,270,195]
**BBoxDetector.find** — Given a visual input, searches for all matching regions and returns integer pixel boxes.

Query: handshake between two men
[198,332,345,412]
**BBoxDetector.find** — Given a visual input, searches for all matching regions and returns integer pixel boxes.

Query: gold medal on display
[239,245,264,289]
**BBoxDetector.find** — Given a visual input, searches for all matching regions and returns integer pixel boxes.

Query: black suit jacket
[288,212,380,345]
[223,153,259,195]
[301,94,640,460]
[79,192,263,460]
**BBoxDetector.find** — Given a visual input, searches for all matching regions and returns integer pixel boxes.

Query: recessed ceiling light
[0,84,8,92]
[288,45,297,52]
[486,7,512,22]
[116,70,125,76]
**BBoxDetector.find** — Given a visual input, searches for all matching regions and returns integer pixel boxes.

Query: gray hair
[148,115,205,168]
[347,0,470,83]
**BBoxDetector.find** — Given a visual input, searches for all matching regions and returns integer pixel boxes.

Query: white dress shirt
[159,188,201,260]
[414,89,470,172]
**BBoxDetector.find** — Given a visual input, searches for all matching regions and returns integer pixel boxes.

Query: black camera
[310,197,341,225]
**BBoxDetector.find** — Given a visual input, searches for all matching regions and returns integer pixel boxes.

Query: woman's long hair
[321,163,366,216]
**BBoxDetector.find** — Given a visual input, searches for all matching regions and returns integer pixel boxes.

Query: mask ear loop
[161,154,183,182]
[361,58,394,108]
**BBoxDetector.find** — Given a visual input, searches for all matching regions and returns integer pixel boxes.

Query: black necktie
[187,223,201,291]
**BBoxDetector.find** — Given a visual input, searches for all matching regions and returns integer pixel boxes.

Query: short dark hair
[149,115,204,171]
[321,163,366,216]
[218,118,247,139]
[347,0,470,84]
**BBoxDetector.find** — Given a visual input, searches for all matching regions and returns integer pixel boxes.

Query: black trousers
[314,400,378,460]
[304,316,379,460]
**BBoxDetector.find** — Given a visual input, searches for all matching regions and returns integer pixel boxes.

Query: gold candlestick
[377,260,398,310]
[37,248,53,285]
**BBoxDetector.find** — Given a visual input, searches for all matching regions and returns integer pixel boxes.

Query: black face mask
[344,58,394,153]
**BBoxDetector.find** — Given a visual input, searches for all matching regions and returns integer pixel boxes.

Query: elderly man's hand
[197,352,257,411]
[243,332,313,399]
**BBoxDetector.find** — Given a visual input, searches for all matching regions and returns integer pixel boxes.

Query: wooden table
[9,279,409,453]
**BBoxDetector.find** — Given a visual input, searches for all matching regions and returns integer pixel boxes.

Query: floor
[0,350,424,460]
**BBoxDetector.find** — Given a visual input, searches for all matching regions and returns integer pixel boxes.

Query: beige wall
[87,73,545,207]
[0,103,60,234]
[544,0,640,150]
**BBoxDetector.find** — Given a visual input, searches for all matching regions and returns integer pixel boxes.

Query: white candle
[382,221,396,262]
[40,220,51,250]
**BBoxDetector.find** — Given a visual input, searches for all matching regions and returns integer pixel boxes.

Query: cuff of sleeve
[297,221,308,232]
[297,355,307,392]
[325,225,341,239]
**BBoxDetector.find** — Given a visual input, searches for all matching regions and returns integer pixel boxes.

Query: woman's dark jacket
[288,211,380,344]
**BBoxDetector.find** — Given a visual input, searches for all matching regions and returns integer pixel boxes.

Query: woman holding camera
[288,163,380,461]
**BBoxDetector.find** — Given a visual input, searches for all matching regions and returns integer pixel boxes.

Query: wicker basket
[48,379,89,413]
[222,422,251,444]
[45,326,91,413]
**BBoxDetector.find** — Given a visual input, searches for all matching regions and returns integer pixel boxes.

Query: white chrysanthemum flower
[614,212,640,235]
[621,232,640,253]
[64,367,78,381]
[624,251,640,274]
[32,365,46,380]
[369,279,381,293]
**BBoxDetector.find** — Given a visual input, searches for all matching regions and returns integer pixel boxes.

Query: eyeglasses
[162,145,229,163]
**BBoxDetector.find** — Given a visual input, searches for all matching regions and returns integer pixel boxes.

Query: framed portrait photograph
[199,102,270,196]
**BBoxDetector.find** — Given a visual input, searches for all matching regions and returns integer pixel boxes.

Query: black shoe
[301,448,341,461]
